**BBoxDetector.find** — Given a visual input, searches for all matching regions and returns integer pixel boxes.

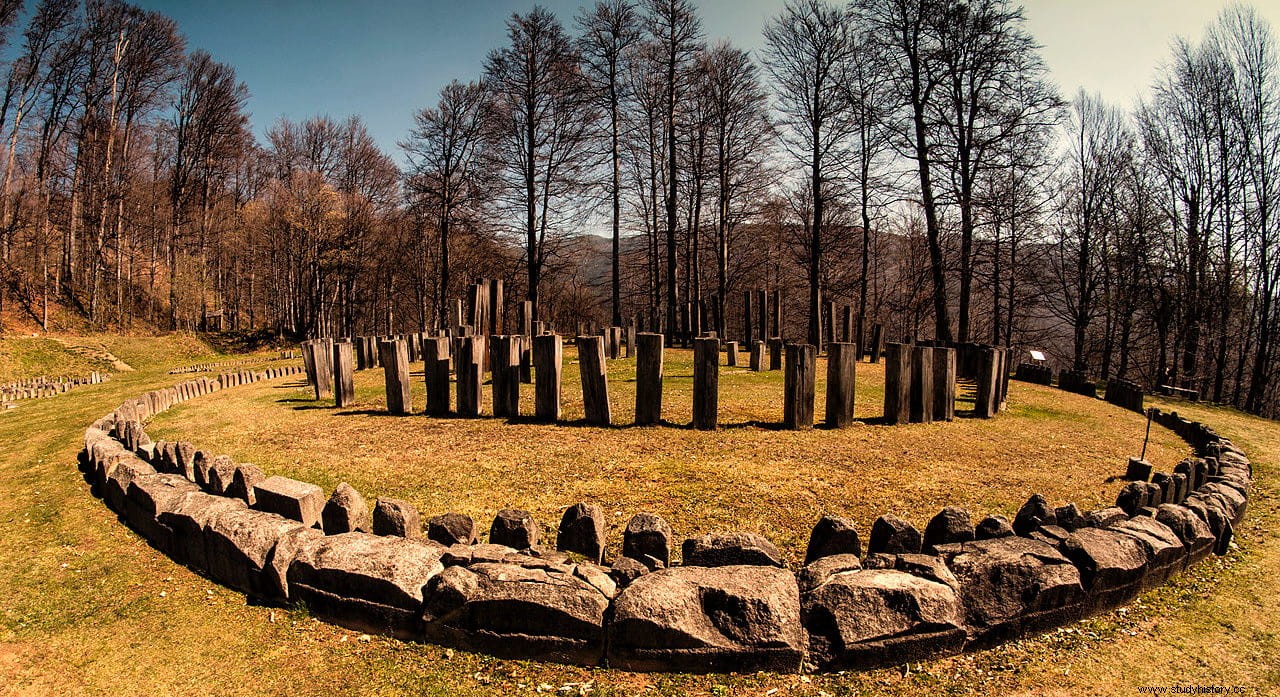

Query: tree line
[0,0,1276,418]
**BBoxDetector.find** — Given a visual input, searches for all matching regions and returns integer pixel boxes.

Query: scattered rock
[373,498,421,538]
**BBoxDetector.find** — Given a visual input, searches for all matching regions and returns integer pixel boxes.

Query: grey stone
[923,507,975,552]
[205,508,307,599]
[867,514,922,555]
[681,532,784,568]
[225,463,265,505]
[489,509,539,549]
[373,498,421,538]
[321,482,371,534]
[427,512,477,546]
[974,514,1014,540]
[253,475,324,528]
[557,502,606,564]
[1013,494,1056,536]
[609,556,652,587]
[623,513,673,568]
[804,515,862,563]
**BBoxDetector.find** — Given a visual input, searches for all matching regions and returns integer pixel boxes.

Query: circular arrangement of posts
[79,354,1251,674]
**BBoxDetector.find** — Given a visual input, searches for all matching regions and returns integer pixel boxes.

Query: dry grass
[145,347,1187,563]
[0,335,1274,696]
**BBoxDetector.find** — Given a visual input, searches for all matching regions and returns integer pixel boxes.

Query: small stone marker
[693,337,719,430]
[333,341,355,408]
[805,515,862,563]
[784,343,816,429]
[373,498,421,538]
[379,339,412,415]
[825,342,857,428]
[533,334,562,421]
[623,513,673,568]
[456,335,483,417]
[867,514,922,554]
[725,341,738,367]
[749,340,765,372]
[428,512,477,546]
[768,338,784,371]
[577,336,611,426]
[557,502,607,564]
[490,508,540,549]
[253,475,324,528]
[322,482,371,534]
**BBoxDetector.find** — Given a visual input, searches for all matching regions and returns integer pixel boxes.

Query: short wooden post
[490,335,520,418]
[869,324,884,363]
[608,327,622,360]
[749,340,765,372]
[743,291,755,345]
[975,347,998,418]
[518,334,533,383]
[883,342,911,424]
[625,324,636,358]
[533,334,562,421]
[489,279,504,335]
[424,336,451,415]
[910,345,934,423]
[315,339,335,399]
[379,339,411,415]
[784,343,816,429]
[456,335,483,417]
[932,346,956,422]
[725,341,738,366]
[768,337,784,370]
[635,332,664,425]
[333,341,355,408]
[825,342,857,428]
[842,306,854,343]
[823,300,836,350]
[693,337,719,430]
[577,336,611,425]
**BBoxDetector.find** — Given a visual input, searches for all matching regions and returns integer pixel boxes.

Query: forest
[0,0,1277,418]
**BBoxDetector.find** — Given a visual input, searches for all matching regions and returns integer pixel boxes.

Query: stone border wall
[79,369,1250,674]
[168,352,299,374]
[2,371,108,406]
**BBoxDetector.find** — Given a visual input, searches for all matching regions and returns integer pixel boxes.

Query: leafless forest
[0,0,1277,417]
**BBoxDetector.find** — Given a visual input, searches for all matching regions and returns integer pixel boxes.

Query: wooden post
[533,334,562,421]
[354,337,367,370]
[744,291,755,345]
[379,339,411,415]
[312,340,334,400]
[693,337,719,430]
[518,334,533,383]
[635,332,664,425]
[490,279,504,335]
[883,342,911,424]
[910,345,934,423]
[608,326,622,360]
[625,323,636,359]
[768,337,784,370]
[333,341,355,408]
[577,336,612,425]
[456,335,483,417]
[490,335,520,418]
[974,347,999,418]
[842,306,854,343]
[759,289,770,342]
[749,340,765,372]
[823,300,836,351]
[725,341,739,366]
[770,289,782,339]
[519,300,533,336]
[825,342,857,428]
[784,343,816,429]
[932,346,956,422]
[424,336,451,415]
[869,324,884,363]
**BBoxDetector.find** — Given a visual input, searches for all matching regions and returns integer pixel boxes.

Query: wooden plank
[784,343,816,429]
[825,342,857,428]
[635,333,664,425]
[692,337,719,430]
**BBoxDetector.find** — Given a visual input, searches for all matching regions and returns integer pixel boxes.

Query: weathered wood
[311,339,335,400]
[519,300,533,336]
[518,334,532,383]
[931,346,956,421]
[423,336,451,415]
[625,324,636,359]
[768,338,784,370]
[449,298,464,330]
[974,347,999,418]
[749,340,765,372]
[784,343,816,429]
[882,342,911,425]
[842,306,854,343]
[823,300,836,350]
[607,326,622,360]
[333,341,355,408]
[489,279,504,335]
[577,336,612,425]
[634,332,664,425]
[692,337,719,430]
[909,345,935,423]
[759,289,770,342]
[379,339,412,415]
[825,342,857,428]
[533,334,562,421]
[725,341,738,366]
[743,291,755,345]
[456,335,483,417]
[490,335,520,418]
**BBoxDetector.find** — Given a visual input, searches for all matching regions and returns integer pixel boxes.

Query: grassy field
[0,333,1275,695]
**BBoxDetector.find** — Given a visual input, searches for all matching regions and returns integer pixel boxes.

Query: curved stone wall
[78,367,1251,673]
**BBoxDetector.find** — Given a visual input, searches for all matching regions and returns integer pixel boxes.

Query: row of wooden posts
[300,330,1008,430]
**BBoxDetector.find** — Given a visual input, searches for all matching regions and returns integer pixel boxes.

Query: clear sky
[130,0,1280,162]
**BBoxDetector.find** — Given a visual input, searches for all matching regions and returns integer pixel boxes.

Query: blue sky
[131,0,1280,163]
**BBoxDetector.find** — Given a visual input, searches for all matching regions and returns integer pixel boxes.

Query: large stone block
[287,532,446,639]
[935,536,1084,645]
[1154,503,1217,564]
[867,514,922,555]
[253,475,324,527]
[427,512,477,546]
[804,515,861,563]
[1057,527,1149,608]
[923,507,975,552]
[681,532,784,568]
[607,565,805,673]
[124,473,200,551]
[803,567,965,670]
[322,482,371,534]
[373,498,421,538]
[423,562,611,665]
[205,508,308,599]
[557,503,606,564]
[623,513,673,568]
[157,492,248,571]
[1110,515,1187,588]
[490,509,539,549]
